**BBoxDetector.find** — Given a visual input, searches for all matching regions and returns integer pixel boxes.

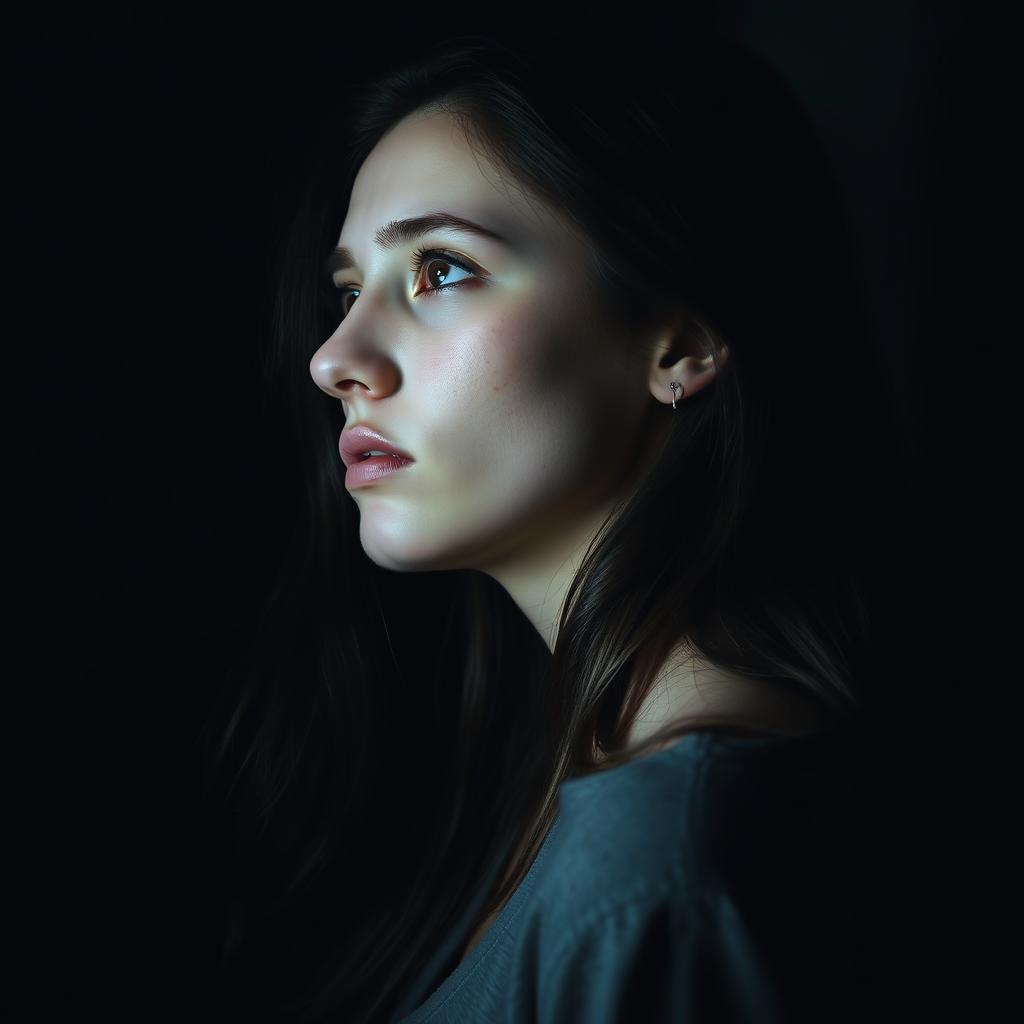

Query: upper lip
[340,424,416,468]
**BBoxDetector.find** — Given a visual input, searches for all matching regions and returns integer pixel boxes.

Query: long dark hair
[199,24,914,1023]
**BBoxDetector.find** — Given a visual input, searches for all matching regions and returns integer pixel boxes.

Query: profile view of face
[309,108,661,578]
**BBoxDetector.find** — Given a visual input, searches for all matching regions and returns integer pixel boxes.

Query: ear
[645,313,729,407]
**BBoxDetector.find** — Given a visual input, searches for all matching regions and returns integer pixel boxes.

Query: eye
[326,246,481,321]
[409,246,478,296]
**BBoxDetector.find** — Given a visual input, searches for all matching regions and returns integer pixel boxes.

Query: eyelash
[327,246,479,318]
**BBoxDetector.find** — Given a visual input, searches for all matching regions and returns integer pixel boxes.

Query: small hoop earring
[669,381,682,409]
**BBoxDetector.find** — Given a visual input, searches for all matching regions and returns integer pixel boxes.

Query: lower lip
[344,453,415,488]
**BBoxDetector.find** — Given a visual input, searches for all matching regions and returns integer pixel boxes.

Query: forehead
[339,107,584,256]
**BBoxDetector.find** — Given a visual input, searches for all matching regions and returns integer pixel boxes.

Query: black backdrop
[6,2,1017,1019]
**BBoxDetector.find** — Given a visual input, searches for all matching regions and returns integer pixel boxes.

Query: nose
[308,314,401,404]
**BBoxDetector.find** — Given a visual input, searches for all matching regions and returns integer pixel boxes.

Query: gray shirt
[388,719,867,1023]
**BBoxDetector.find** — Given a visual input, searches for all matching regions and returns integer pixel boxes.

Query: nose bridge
[309,280,400,399]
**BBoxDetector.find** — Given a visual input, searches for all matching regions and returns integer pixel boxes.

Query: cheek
[459,299,619,497]
[481,283,599,402]
[412,275,630,493]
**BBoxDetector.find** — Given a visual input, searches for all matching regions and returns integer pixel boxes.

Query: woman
[201,24,912,1023]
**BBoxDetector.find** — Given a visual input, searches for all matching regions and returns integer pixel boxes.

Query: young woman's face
[310,107,662,575]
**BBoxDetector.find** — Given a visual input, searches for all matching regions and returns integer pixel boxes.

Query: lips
[340,424,416,468]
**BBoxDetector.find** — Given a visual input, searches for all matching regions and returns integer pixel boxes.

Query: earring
[669,381,682,409]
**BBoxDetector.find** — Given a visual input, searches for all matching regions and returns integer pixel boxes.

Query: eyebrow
[324,212,509,278]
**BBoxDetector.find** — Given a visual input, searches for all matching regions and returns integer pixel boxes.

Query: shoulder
[506,725,869,1022]
[534,724,863,928]
[510,733,709,978]
[557,732,715,871]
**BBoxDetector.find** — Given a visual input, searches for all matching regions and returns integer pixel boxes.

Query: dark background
[6,2,1018,1019]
